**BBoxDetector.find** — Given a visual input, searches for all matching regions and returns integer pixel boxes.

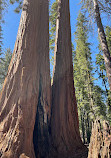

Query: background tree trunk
[93,0,111,91]
[88,120,111,158]
[0,0,51,158]
[51,0,87,157]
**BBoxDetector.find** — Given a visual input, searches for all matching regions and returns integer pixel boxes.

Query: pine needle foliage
[49,0,58,52]
[0,48,12,90]
[10,0,23,13]
[74,11,107,143]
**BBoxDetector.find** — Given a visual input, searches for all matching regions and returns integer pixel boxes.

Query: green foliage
[10,0,23,13]
[0,1,12,91]
[74,11,107,143]
[0,0,6,72]
[49,0,58,66]
[105,26,111,124]
[81,0,111,127]
[0,48,12,90]
[106,26,111,54]
[49,0,75,68]
[95,42,107,89]
[49,0,58,53]
[81,0,111,15]
[74,12,93,143]
[93,86,107,119]
[95,25,111,125]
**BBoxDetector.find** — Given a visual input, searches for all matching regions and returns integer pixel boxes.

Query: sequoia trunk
[0,0,51,158]
[93,0,111,90]
[51,0,87,157]
[88,120,111,158]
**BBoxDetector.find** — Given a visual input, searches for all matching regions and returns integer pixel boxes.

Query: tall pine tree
[81,0,111,90]
[96,26,111,125]
[74,12,94,143]
[74,12,107,143]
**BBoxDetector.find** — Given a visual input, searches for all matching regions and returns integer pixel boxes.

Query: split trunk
[0,0,51,157]
[51,0,87,157]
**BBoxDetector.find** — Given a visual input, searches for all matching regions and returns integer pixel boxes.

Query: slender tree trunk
[81,111,85,144]
[93,0,111,90]
[0,0,51,158]
[86,113,91,144]
[51,0,87,157]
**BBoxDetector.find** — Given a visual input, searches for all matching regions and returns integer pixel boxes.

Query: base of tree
[48,144,88,158]
[88,119,111,158]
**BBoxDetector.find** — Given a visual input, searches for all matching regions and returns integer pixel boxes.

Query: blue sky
[2,0,83,75]
[2,0,82,51]
[2,1,111,51]
[2,2,21,51]
[1,0,110,89]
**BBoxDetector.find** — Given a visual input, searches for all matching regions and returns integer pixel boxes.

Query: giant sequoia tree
[0,0,51,157]
[51,0,87,157]
[0,0,89,158]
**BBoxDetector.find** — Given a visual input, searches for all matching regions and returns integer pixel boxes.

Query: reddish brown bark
[0,0,51,158]
[51,0,87,157]
[88,120,111,158]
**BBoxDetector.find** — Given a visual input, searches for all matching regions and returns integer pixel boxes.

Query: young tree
[0,0,51,158]
[51,1,87,157]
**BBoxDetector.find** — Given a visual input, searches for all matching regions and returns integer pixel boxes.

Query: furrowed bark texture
[51,0,87,157]
[93,0,111,90]
[88,120,111,158]
[0,0,51,158]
